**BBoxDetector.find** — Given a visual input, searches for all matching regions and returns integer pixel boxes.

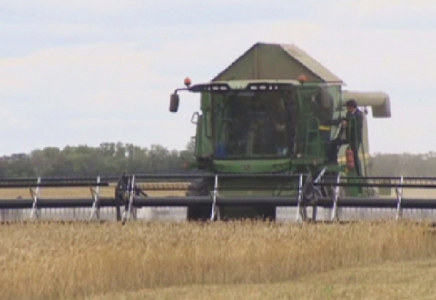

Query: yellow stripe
[318,125,330,131]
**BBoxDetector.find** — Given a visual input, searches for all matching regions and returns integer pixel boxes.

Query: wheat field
[2,183,436,299]
[83,258,436,300]
[1,220,436,300]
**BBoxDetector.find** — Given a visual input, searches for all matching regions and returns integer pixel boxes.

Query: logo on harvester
[244,164,251,170]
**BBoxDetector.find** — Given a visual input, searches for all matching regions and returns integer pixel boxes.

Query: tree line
[367,152,436,177]
[0,141,433,178]
[0,142,194,178]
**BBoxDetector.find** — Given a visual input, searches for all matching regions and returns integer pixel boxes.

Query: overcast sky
[0,0,435,156]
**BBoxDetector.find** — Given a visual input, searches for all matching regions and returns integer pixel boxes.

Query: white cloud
[0,42,152,109]
[0,2,434,155]
[366,103,436,153]
[346,0,436,12]
[1,0,145,13]
[0,107,30,128]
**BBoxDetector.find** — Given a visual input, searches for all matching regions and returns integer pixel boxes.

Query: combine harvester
[1,42,436,223]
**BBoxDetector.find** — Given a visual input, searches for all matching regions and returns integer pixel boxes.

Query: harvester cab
[168,43,392,221]
[171,78,337,166]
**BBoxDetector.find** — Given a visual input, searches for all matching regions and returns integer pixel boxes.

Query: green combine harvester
[169,42,392,221]
[4,42,436,224]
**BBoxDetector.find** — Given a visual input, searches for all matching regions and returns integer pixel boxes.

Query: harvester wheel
[219,205,276,222]
[185,178,276,222]
[185,178,213,222]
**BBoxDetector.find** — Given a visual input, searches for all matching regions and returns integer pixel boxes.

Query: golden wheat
[2,182,436,299]
[1,220,436,300]
[84,259,436,300]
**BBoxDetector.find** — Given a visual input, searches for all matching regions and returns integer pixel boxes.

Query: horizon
[1,140,434,156]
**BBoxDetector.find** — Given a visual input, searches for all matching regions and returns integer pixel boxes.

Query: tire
[185,178,276,222]
[219,205,276,221]
[186,178,213,221]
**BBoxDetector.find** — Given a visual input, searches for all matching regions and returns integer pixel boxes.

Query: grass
[1,220,436,300]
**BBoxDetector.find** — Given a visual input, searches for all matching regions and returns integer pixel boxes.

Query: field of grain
[2,220,436,300]
[82,258,436,300]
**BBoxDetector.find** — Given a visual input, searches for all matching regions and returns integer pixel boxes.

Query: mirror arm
[174,87,190,94]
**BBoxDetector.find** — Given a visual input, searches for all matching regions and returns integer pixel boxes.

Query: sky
[0,0,435,156]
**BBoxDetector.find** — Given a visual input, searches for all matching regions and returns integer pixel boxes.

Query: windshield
[212,90,298,159]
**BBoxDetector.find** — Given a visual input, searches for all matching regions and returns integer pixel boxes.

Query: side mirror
[169,93,179,112]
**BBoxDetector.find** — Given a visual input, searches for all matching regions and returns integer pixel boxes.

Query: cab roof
[212,42,344,85]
